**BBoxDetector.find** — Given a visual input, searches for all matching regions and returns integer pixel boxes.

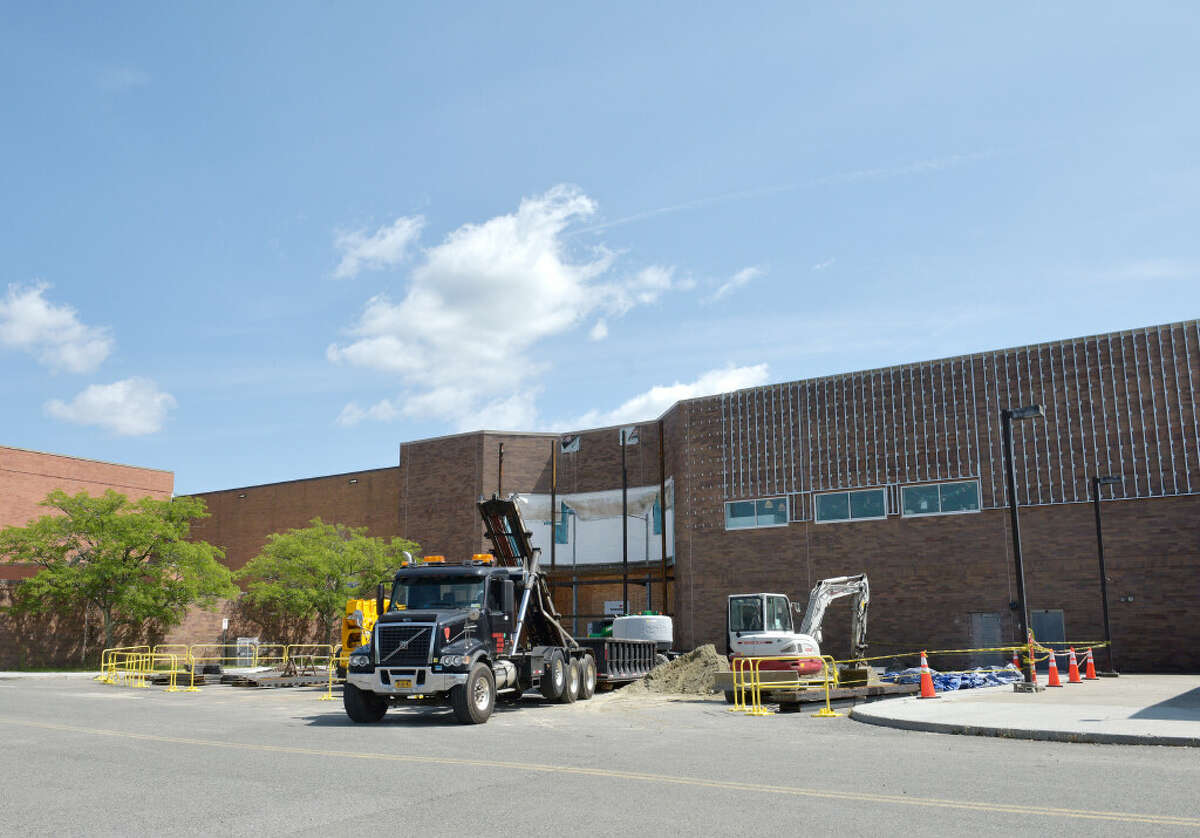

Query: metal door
[1030,609,1065,671]
[969,612,1004,667]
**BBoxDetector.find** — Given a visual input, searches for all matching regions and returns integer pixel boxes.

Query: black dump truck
[343,496,658,724]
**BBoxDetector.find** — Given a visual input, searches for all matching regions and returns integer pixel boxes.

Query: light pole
[1001,404,1043,687]
[1091,474,1123,675]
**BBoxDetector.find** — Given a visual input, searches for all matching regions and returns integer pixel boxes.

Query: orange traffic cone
[1046,650,1063,687]
[1084,647,1098,680]
[1067,647,1082,683]
[918,651,939,699]
[1011,650,1020,669]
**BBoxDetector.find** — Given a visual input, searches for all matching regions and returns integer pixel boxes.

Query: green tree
[0,490,236,652]
[235,519,417,645]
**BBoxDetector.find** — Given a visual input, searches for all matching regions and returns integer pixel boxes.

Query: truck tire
[451,663,495,724]
[343,682,387,723]
[578,655,597,700]
[540,650,566,701]
[557,658,580,704]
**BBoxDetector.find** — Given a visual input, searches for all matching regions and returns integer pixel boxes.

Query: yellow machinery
[337,597,389,676]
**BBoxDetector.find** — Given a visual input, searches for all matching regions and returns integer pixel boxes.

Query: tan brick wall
[0,446,174,530]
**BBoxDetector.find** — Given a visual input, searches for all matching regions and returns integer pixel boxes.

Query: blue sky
[2,3,1197,495]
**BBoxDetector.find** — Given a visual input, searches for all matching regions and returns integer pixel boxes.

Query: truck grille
[376,624,433,666]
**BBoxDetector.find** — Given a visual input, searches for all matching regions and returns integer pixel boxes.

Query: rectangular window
[724,497,788,530]
[766,596,792,632]
[902,480,981,517]
[756,497,788,526]
[814,488,887,523]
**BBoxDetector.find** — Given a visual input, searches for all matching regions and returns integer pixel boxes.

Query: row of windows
[724,497,789,529]
[724,480,980,529]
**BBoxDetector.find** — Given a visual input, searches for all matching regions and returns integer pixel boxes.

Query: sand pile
[622,644,730,696]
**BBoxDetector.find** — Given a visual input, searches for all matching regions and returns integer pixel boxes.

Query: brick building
[0,447,174,667]
[0,446,174,580]
[182,318,1199,672]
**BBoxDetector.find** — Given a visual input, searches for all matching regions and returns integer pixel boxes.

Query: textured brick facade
[665,320,1200,671]
[0,446,174,581]
[0,447,174,666]
[189,466,403,571]
[22,319,1192,672]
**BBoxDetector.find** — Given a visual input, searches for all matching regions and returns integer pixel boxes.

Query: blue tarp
[881,665,1023,692]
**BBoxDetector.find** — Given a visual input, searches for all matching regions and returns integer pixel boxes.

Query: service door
[1030,609,1066,672]
[969,612,1004,667]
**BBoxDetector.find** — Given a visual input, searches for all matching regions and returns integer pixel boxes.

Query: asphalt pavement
[1,675,1198,836]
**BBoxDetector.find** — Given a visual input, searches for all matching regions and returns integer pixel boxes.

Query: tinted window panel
[815,492,850,522]
[729,596,763,632]
[756,497,788,526]
[940,481,980,512]
[850,489,885,519]
[725,501,757,529]
[902,485,940,516]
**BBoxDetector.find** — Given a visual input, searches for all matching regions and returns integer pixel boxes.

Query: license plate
[395,679,412,689]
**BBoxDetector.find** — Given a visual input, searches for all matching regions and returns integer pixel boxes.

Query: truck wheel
[557,658,580,704]
[451,663,495,724]
[540,650,566,701]
[343,682,387,723]
[578,655,597,700]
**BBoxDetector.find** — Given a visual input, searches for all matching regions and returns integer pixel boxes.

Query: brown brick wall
[188,466,403,571]
[670,494,1200,672]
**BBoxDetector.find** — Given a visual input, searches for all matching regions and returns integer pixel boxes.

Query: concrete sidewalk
[851,674,1200,746]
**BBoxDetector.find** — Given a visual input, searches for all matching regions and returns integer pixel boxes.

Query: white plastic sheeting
[517,485,661,521]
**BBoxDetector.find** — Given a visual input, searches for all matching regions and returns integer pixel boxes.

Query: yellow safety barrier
[97,640,342,700]
[282,644,335,673]
[729,655,841,718]
[254,643,286,668]
[98,646,150,683]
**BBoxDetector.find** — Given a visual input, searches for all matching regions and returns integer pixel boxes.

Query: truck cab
[726,592,823,674]
[344,558,524,721]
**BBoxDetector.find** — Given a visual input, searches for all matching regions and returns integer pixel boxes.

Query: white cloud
[706,266,764,303]
[0,283,114,373]
[589,319,609,341]
[336,398,400,427]
[811,258,836,271]
[569,363,770,428]
[45,378,176,436]
[333,216,425,279]
[328,185,688,429]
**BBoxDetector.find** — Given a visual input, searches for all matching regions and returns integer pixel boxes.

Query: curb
[849,706,1200,748]
[0,672,98,679]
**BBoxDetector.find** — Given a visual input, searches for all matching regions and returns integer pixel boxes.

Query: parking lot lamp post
[1091,475,1123,675]
[1001,404,1044,686]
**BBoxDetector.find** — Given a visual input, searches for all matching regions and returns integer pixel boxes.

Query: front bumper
[347,667,467,695]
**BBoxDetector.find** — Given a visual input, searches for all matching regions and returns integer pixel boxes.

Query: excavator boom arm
[797,574,870,660]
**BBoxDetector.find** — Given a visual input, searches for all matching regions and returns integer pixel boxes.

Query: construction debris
[622,644,730,696]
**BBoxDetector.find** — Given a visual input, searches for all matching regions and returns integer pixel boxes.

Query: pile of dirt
[622,644,730,696]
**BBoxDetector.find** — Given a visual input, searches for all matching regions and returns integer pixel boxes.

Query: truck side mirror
[502,580,515,615]
[376,582,385,618]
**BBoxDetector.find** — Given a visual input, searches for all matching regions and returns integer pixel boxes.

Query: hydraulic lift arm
[797,574,870,660]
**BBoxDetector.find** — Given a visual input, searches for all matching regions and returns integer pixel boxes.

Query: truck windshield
[729,596,763,632]
[391,576,485,611]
